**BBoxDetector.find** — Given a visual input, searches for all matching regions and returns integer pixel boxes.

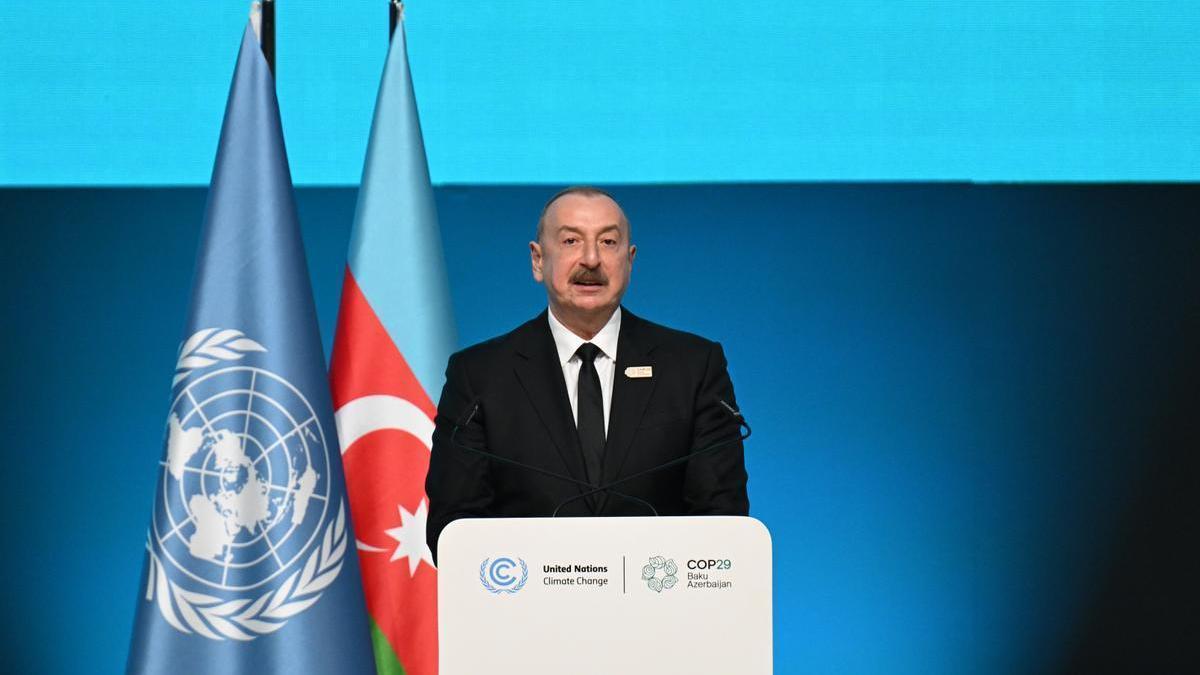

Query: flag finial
[389,1,405,39]
[250,2,262,41]
[250,1,276,75]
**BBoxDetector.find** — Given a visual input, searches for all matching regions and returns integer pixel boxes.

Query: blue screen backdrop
[2,0,1199,184]
[1,184,1195,673]
[1,1,1197,672]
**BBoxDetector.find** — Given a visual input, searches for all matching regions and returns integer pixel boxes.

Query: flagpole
[389,1,403,41]
[261,0,276,76]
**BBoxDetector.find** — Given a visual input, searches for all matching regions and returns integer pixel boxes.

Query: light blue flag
[345,20,456,399]
[126,21,375,674]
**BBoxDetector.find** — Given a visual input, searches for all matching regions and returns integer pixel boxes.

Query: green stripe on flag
[370,618,407,675]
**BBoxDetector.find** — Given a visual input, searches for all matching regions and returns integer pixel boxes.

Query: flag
[330,17,455,675]
[126,20,375,674]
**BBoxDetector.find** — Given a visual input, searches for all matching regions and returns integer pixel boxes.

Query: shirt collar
[547,306,622,367]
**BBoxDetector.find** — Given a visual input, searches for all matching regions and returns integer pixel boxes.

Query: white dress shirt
[547,306,621,436]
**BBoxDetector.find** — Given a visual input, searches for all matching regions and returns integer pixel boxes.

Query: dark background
[1,184,1196,673]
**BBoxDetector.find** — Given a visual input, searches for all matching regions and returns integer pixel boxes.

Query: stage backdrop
[3,0,1200,184]
[0,183,1195,673]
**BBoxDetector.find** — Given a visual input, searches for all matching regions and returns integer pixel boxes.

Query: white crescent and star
[334,394,436,574]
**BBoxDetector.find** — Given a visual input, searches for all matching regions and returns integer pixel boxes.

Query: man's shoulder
[625,309,721,356]
[448,313,545,367]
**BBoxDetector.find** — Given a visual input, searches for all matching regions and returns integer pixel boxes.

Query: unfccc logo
[479,557,529,594]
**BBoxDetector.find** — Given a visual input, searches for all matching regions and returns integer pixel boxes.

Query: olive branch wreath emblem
[479,558,529,594]
[145,503,348,641]
[173,328,267,386]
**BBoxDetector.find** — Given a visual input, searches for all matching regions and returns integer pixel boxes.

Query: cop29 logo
[479,557,529,594]
[642,555,678,593]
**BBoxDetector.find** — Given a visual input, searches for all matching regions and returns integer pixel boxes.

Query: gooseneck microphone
[550,399,751,517]
[447,400,660,516]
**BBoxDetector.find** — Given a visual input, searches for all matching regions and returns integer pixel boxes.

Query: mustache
[570,269,608,285]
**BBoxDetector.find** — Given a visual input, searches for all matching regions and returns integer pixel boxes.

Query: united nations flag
[125,15,374,674]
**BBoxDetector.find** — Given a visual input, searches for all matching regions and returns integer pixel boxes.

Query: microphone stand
[448,406,660,516]
[550,417,751,517]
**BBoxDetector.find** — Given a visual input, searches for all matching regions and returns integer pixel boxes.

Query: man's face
[530,194,636,324]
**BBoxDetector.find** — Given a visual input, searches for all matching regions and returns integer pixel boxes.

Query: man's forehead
[545,194,627,230]
[548,221,623,233]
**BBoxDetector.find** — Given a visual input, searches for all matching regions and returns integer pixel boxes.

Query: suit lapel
[599,309,658,513]
[511,312,593,509]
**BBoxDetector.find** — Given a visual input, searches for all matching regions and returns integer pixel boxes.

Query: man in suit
[425,186,749,558]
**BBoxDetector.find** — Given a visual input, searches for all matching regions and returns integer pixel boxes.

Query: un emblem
[143,328,348,640]
[479,557,529,594]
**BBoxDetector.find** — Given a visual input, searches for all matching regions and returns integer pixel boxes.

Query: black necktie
[575,342,605,487]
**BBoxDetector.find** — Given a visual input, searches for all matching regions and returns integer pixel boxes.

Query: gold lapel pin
[624,366,653,379]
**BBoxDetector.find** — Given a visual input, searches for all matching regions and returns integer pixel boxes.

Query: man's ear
[628,244,637,265]
[530,241,544,282]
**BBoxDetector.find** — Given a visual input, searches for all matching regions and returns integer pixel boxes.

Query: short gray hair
[535,186,629,242]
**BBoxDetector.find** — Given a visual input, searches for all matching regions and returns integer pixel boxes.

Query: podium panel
[437,516,772,674]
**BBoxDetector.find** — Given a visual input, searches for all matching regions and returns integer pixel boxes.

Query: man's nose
[579,241,601,267]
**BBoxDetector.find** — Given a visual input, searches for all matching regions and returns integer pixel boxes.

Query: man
[425,187,748,559]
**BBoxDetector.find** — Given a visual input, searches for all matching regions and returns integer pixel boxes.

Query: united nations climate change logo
[143,328,347,640]
[479,557,529,594]
[642,555,678,593]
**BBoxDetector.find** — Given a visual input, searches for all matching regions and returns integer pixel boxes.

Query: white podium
[437,516,772,674]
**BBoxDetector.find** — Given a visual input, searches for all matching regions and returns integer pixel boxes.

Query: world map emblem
[143,328,348,640]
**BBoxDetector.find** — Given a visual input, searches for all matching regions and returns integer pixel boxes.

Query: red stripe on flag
[331,266,437,417]
[332,266,438,675]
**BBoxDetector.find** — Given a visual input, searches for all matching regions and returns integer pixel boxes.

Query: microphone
[550,398,751,517]
[446,400,660,516]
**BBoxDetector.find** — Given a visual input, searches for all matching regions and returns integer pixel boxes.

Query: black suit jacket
[425,308,749,558]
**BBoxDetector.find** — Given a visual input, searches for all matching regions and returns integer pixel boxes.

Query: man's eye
[601,239,617,246]
[563,237,578,245]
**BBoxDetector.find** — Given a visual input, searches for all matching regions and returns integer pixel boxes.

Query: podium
[437,516,772,674]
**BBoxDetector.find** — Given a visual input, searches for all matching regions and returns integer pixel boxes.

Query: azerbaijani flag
[330,15,454,675]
